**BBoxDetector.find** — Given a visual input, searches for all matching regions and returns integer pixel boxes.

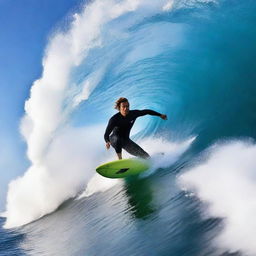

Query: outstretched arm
[136,109,167,120]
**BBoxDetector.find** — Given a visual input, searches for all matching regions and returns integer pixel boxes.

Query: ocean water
[1,0,256,255]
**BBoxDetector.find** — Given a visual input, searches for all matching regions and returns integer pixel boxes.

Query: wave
[4,0,206,229]
[4,2,256,248]
[179,139,256,255]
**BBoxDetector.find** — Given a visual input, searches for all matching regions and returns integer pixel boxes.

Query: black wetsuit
[104,110,161,158]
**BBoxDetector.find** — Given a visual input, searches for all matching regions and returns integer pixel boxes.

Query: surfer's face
[120,101,129,116]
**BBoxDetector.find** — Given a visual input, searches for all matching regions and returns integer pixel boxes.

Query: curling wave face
[4,0,256,239]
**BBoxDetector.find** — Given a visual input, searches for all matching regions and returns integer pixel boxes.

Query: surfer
[104,97,167,160]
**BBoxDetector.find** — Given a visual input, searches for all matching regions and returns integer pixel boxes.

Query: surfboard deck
[96,158,150,178]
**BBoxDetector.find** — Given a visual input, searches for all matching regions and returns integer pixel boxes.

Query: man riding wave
[104,97,167,160]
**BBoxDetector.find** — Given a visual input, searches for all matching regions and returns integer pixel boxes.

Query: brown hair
[115,97,129,110]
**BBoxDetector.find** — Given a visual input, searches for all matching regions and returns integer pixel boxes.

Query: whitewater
[1,0,256,255]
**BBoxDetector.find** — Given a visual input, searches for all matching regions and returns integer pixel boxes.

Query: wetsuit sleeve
[135,109,162,117]
[104,117,115,143]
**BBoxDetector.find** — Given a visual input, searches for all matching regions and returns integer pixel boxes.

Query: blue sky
[0,0,82,211]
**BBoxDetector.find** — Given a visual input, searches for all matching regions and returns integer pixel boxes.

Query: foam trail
[4,0,180,229]
[140,137,195,177]
[179,140,256,255]
[78,174,122,199]
[78,152,123,199]
[78,137,195,199]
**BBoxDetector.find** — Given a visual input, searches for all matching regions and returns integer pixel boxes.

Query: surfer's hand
[106,142,111,149]
[160,114,167,120]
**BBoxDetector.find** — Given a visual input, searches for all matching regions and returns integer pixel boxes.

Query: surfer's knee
[123,139,149,159]
[140,151,150,159]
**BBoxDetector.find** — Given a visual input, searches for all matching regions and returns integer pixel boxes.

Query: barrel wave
[1,0,256,255]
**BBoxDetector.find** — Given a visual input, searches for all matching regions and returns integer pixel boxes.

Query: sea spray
[179,140,256,255]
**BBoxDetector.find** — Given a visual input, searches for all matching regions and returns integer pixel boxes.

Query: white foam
[179,140,256,255]
[4,125,107,228]
[0,211,7,218]
[163,0,174,11]
[78,136,195,199]
[78,174,122,199]
[140,137,195,177]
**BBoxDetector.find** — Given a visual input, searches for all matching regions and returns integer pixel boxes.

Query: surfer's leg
[123,139,150,159]
[109,135,123,159]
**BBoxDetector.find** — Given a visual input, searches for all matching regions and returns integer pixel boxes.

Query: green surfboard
[96,158,150,178]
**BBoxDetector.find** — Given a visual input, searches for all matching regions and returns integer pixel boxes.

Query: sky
[0,0,83,211]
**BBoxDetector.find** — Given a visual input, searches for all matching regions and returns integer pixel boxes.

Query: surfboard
[96,158,150,178]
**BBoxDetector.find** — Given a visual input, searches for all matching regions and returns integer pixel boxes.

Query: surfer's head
[115,97,129,116]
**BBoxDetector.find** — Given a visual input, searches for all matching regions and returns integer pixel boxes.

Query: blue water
[1,0,255,255]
